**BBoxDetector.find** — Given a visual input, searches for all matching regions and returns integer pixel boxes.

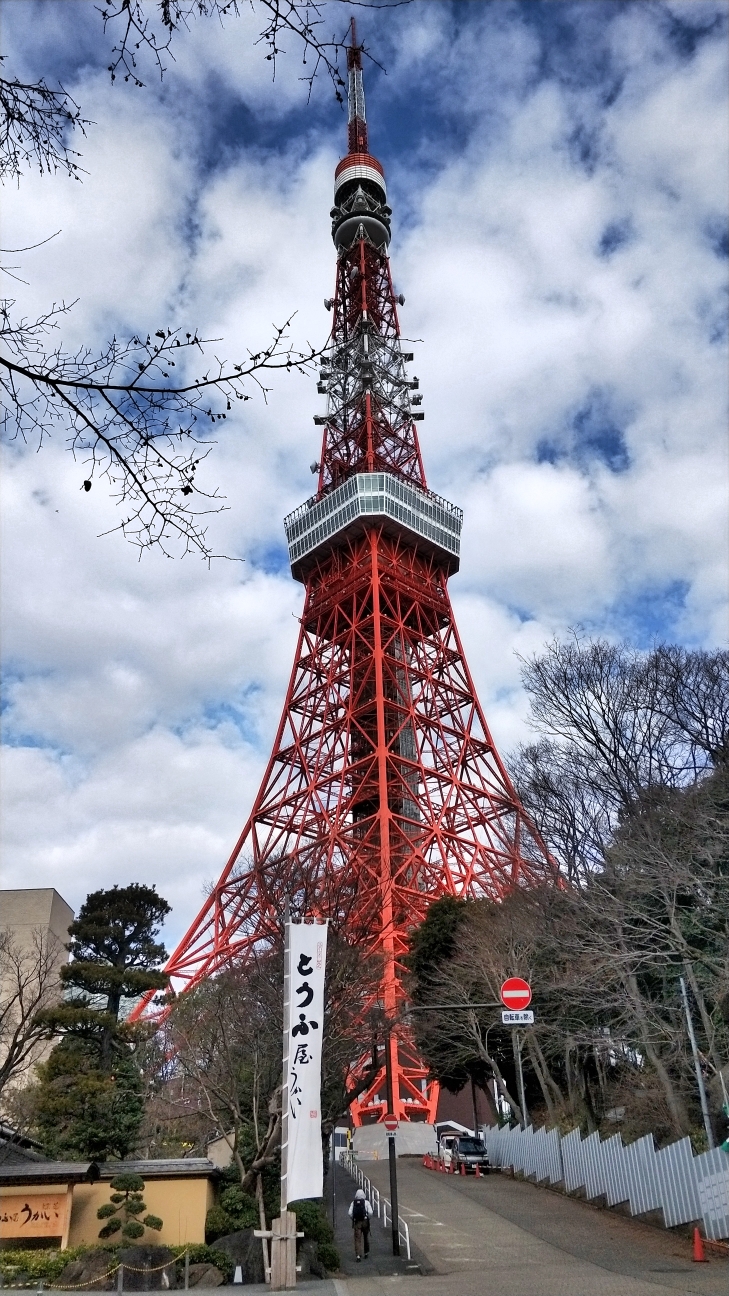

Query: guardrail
[339,1149,411,1259]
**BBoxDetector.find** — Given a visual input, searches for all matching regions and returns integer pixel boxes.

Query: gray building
[0,887,74,1093]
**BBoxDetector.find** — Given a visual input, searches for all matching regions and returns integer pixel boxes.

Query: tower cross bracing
[130,21,553,1126]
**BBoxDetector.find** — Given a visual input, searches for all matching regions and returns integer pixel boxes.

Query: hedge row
[0,1243,233,1286]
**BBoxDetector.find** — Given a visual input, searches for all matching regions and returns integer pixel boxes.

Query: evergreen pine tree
[33,884,170,1160]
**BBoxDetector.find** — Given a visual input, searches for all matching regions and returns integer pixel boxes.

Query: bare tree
[98,1,357,98]
[1,309,319,557]
[513,637,728,878]
[0,928,65,1101]
[160,931,379,1189]
[164,954,284,1191]
[0,66,89,182]
[1,0,400,556]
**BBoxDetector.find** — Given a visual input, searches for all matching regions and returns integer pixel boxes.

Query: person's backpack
[352,1198,367,1223]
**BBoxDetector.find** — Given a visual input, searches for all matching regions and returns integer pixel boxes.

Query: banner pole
[281,906,291,1212]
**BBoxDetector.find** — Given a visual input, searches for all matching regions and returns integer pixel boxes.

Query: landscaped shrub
[317,1242,340,1272]
[204,1183,259,1240]
[172,1244,234,1281]
[289,1200,339,1272]
[97,1173,163,1241]
[0,1246,102,1286]
[204,1205,232,1243]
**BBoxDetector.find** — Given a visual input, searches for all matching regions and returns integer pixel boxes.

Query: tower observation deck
[130,22,554,1129]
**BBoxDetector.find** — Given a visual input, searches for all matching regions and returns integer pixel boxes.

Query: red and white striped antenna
[347,18,368,153]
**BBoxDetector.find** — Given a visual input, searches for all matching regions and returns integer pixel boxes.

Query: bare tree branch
[0,62,90,182]
[0,928,65,1100]
[1,301,320,558]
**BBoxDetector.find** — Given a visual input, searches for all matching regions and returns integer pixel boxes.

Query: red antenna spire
[347,17,368,153]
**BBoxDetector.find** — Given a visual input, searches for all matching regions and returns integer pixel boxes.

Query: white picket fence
[484,1122,729,1241]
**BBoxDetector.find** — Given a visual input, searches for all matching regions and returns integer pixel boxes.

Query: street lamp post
[383,1023,400,1257]
[679,975,715,1149]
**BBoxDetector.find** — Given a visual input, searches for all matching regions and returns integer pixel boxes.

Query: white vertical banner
[281,921,328,1205]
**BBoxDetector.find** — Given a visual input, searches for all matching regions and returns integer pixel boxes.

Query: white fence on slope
[484,1122,729,1241]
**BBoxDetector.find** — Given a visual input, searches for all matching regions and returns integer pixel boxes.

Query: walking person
[348,1188,373,1261]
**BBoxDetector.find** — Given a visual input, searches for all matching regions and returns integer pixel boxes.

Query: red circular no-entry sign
[500,977,532,1010]
[383,1114,398,1133]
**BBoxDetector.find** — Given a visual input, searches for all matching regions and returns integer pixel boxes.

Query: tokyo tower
[132,24,553,1125]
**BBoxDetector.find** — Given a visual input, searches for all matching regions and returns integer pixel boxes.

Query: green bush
[0,1243,233,1288]
[289,1200,339,1271]
[289,1199,335,1246]
[219,1184,259,1228]
[172,1244,234,1281]
[317,1241,340,1273]
[0,1246,103,1285]
[205,1184,259,1240]
[204,1205,232,1242]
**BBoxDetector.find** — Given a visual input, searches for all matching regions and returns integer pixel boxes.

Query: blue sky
[1,0,727,947]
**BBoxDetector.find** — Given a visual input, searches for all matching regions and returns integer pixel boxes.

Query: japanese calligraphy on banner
[282,920,328,1204]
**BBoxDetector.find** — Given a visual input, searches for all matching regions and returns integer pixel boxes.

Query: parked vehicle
[442,1135,490,1174]
[438,1134,457,1167]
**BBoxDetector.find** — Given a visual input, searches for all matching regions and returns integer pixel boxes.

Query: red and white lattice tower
[131,23,553,1125]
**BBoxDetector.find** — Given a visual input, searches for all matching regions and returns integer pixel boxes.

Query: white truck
[438,1133,490,1174]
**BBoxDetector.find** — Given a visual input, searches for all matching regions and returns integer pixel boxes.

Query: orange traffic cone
[460,1162,466,1175]
[475,1164,481,1178]
[692,1228,708,1263]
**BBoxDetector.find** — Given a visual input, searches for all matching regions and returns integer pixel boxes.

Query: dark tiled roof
[0,1158,219,1187]
[0,1163,99,1187]
[0,1124,47,1164]
[97,1160,219,1180]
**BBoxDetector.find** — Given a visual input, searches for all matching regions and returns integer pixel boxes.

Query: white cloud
[0,1,726,946]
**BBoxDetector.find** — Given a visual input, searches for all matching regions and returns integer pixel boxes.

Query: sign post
[383,1028,401,1257]
[500,979,532,1130]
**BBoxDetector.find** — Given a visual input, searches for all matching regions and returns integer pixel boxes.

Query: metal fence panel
[624,1134,662,1218]
[601,1132,629,1208]
[695,1148,729,1241]
[483,1121,728,1240]
[581,1131,607,1202]
[655,1138,702,1228]
[560,1127,586,1194]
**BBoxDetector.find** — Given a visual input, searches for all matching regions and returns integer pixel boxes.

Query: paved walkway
[331,1160,428,1279]
[330,1155,728,1296]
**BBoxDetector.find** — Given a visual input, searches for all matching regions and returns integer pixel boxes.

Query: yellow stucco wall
[70,1179,214,1247]
[1,1179,214,1250]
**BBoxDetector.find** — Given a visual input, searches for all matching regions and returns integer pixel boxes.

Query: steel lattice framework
[131,24,554,1126]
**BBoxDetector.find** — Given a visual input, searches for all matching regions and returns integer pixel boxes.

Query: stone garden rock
[117,1245,178,1290]
[297,1239,326,1279]
[55,1250,116,1292]
[185,1263,224,1288]
[210,1229,265,1285]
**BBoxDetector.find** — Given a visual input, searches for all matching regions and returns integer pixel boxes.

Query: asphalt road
[327,1154,729,1296]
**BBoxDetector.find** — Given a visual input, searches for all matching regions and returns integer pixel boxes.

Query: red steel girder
[131,530,554,1124]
